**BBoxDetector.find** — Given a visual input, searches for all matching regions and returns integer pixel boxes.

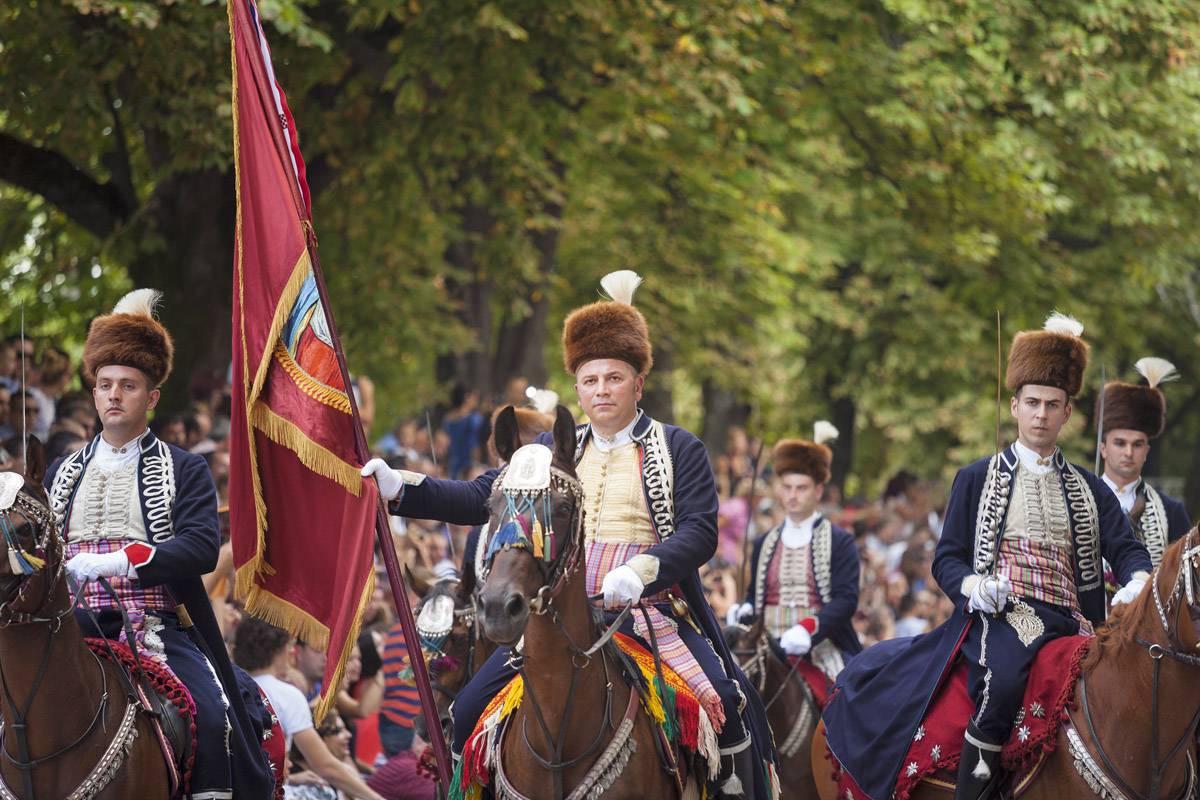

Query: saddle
[452,632,718,800]
[85,638,197,797]
[871,635,1091,800]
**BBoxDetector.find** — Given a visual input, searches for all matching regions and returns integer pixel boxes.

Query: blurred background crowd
[0,337,955,800]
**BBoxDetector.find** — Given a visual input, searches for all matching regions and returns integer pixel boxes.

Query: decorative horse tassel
[531,518,544,559]
[972,753,991,779]
[486,521,524,561]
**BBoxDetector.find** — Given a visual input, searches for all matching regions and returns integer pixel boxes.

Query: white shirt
[93,429,150,471]
[782,511,820,549]
[254,673,313,752]
[1102,474,1138,514]
[591,413,639,453]
[1014,440,1057,476]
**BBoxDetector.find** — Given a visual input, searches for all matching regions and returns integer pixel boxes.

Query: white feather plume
[599,270,643,305]
[1134,357,1179,389]
[1042,312,1083,337]
[525,387,559,415]
[813,420,839,445]
[112,288,162,318]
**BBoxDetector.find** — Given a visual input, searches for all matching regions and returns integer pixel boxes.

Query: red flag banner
[227,0,376,722]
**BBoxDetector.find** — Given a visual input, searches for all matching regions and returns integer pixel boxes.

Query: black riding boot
[955,722,1002,800]
[716,745,758,798]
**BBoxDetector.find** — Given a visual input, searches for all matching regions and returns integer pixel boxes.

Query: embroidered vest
[753,518,834,618]
[996,468,1079,610]
[49,436,178,544]
[1133,481,1169,567]
[762,540,822,638]
[67,461,148,544]
[972,448,1102,598]
[576,443,656,545]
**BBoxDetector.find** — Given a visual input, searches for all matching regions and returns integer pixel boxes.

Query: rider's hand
[601,564,644,609]
[963,574,1011,614]
[780,623,813,657]
[361,458,405,502]
[725,602,754,626]
[1111,576,1147,607]
[65,550,135,582]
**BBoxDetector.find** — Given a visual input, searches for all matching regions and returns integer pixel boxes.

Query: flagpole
[306,237,453,791]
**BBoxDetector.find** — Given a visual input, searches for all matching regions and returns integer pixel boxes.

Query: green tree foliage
[3,0,1200,501]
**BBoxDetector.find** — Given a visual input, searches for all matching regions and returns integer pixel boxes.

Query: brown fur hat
[773,439,832,485]
[83,289,174,386]
[562,270,653,376]
[1098,357,1178,439]
[1005,313,1089,397]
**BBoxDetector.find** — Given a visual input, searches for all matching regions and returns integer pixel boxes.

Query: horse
[407,568,497,745]
[812,530,1200,800]
[0,470,175,798]
[471,405,684,799]
[726,617,820,799]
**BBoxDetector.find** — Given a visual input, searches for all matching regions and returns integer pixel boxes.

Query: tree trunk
[640,346,675,424]
[829,395,855,492]
[701,380,749,456]
[127,168,236,412]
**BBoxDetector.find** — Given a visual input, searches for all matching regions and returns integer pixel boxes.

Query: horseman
[1097,357,1190,564]
[45,290,275,799]
[822,314,1152,800]
[363,271,778,798]
[728,424,861,680]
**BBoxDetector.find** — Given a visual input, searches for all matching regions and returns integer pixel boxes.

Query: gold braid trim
[249,403,362,496]
[273,342,352,413]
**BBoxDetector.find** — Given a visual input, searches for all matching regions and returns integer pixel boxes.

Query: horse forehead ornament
[0,472,50,576]
[482,444,583,575]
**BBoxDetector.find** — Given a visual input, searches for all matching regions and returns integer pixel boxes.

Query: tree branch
[0,131,135,238]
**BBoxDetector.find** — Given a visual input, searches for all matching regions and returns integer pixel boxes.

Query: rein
[1076,534,1200,800]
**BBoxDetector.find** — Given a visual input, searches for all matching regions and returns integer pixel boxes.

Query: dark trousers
[78,609,235,798]
[451,605,747,753]
[961,598,1081,745]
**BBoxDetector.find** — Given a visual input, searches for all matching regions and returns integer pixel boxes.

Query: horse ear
[552,405,576,465]
[493,406,521,464]
[404,563,431,598]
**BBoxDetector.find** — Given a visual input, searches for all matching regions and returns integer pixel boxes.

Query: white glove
[361,458,405,501]
[725,602,755,626]
[601,564,644,609]
[964,574,1012,614]
[1112,577,1147,607]
[65,550,135,582]
[780,624,813,656]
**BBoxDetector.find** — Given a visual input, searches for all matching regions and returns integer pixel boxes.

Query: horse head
[0,470,62,623]
[413,574,478,739]
[1150,528,1200,653]
[477,405,581,646]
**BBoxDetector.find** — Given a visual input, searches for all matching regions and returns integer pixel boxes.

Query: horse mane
[1082,533,1190,671]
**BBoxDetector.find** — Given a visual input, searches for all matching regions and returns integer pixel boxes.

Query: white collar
[781,511,820,549]
[591,413,639,453]
[93,429,149,471]
[1102,474,1139,513]
[1014,440,1058,475]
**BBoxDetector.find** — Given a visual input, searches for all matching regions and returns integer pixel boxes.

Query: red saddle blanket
[85,638,198,797]
[83,639,287,800]
[786,655,832,708]
[882,634,1090,800]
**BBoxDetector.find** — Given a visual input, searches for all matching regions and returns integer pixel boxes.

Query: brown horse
[0,472,172,798]
[813,531,1200,800]
[473,405,682,799]
[726,619,820,799]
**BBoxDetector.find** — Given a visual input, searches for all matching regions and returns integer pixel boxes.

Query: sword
[424,410,457,561]
[1094,365,1106,475]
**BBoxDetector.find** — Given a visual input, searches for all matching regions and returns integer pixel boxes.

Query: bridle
[1077,532,1200,800]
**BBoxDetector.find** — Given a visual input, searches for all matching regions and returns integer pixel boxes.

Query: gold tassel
[531,518,544,558]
